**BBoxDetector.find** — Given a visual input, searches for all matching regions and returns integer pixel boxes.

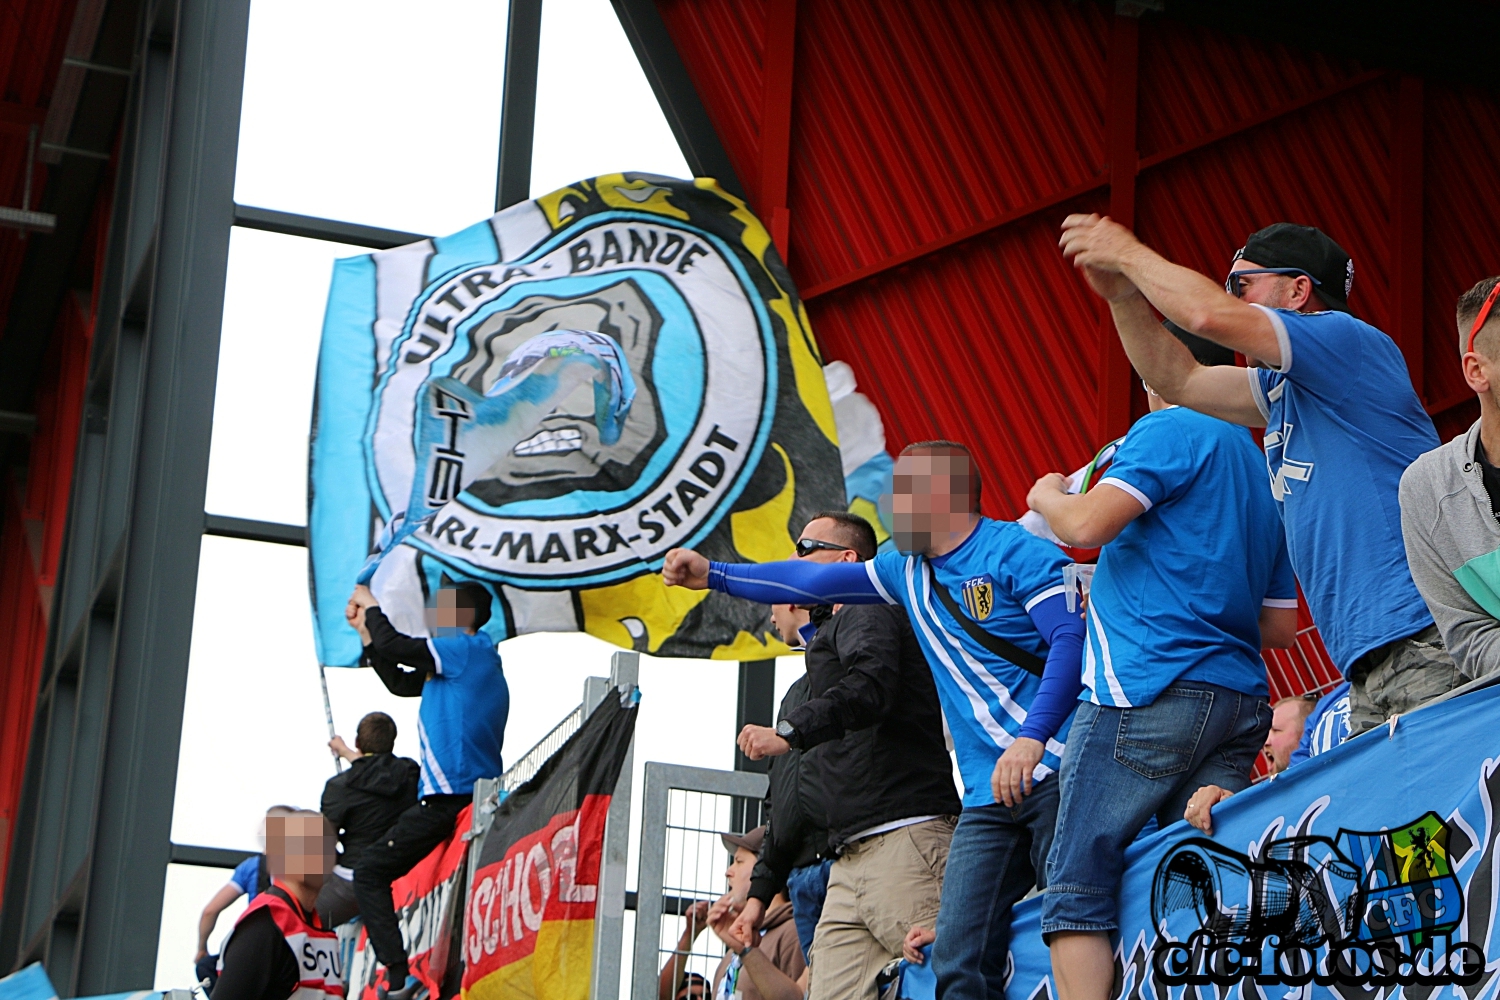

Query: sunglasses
[1467,282,1500,356]
[795,538,853,558]
[1224,267,1322,298]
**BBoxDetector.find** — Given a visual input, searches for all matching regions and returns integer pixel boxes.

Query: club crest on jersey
[962,577,995,620]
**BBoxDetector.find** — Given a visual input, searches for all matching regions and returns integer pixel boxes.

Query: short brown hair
[1458,276,1500,358]
[355,712,397,755]
[806,510,878,561]
[898,440,981,513]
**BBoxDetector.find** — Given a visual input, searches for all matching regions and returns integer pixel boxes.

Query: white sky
[156,0,801,989]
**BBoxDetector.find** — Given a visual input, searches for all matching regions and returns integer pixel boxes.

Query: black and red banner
[347,804,472,999]
[462,691,638,999]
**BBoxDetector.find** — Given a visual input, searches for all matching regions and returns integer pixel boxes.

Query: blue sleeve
[707,560,894,605]
[229,856,257,895]
[1017,592,1085,743]
[1266,534,1297,604]
[1253,306,1366,404]
[1095,414,1196,511]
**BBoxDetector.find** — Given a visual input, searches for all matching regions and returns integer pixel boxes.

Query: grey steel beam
[203,513,306,547]
[169,844,253,870]
[0,0,254,988]
[495,0,543,210]
[232,204,429,251]
[72,0,251,984]
[609,0,745,199]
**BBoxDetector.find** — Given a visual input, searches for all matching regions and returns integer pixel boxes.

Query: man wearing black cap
[1057,216,1455,752]
[1043,220,1457,1000]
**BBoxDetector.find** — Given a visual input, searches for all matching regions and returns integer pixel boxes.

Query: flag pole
[319,662,342,774]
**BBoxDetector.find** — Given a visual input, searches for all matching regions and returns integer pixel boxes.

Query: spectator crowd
[193,215,1500,1000]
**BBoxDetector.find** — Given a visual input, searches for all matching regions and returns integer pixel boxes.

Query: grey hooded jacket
[1398,419,1500,677]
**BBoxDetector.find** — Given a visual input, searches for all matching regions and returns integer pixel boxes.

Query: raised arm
[360,606,429,697]
[663,548,891,605]
[1059,216,1270,427]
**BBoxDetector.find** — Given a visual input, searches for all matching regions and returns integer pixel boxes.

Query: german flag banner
[347,805,473,998]
[462,691,638,999]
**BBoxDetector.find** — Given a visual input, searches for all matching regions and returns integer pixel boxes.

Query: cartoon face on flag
[309,175,846,666]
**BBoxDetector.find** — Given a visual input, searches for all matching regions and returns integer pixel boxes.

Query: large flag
[462,690,638,999]
[309,174,846,667]
[1003,683,1500,999]
[346,804,473,998]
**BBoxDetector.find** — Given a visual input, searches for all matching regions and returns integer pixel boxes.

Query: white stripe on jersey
[427,638,445,675]
[916,562,1028,728]
[417,715,454,794]
[865,560,897,603]
[901,559,1012,750]
[1088,598,1131,707]
[1024,584,1066,612]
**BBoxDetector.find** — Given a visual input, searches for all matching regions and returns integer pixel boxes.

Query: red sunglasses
[1468,282,1500,356]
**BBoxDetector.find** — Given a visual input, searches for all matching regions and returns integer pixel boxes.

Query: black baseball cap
[1163,319,1235,367]
[1232,223,1354,313]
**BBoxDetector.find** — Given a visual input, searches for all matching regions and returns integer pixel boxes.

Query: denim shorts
[1041,680,1270,936]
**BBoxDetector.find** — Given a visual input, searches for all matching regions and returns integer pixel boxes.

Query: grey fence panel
[591,652,639,1000]
[630,764,768,1000]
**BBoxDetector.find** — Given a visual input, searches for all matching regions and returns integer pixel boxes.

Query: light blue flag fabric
[0,965,56,1000]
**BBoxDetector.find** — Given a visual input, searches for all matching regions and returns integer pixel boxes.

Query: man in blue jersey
[1026,371,1297,1000]
[1059,217,1460,737]
[346,581,510,1000]
[663,441,1086,1000]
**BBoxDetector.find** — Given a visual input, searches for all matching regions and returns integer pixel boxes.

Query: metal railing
[630,763,769,1000]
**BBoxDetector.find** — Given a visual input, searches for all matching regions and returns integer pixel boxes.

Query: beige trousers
[807,817,954,1000]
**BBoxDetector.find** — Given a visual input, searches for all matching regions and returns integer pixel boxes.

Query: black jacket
[784,603,959,851]
[320,752,420,870]
[747,674,829,906]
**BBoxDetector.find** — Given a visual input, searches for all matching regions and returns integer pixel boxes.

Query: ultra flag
[309,174,845,667]
[461,690,638,999]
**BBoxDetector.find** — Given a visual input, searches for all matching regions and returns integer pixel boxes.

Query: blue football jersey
[868,518,1075,807]
[1085,407,1296,707]
[1248,305,1437,671]
[417,630,510,797]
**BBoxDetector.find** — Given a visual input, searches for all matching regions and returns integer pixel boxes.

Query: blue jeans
[932,776,1059,1000]
[786,858,833,963]
[1042,681,1270,936]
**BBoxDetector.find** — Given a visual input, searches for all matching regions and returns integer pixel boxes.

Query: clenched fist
[662,548,710,589]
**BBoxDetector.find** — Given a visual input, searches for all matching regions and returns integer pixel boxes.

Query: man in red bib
[215,809,344,1000]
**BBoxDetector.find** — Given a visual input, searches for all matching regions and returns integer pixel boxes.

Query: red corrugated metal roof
[657,0,1500,696]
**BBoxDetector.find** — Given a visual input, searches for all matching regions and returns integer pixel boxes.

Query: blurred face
[425,588,475,630]
[266,813,336,888]
[886,452,975,555]
[1262,701,1311,774]
[725,846,756,903]
[770,603,809,645]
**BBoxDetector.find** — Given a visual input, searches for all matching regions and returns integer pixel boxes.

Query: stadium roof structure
[0,0,1497,990]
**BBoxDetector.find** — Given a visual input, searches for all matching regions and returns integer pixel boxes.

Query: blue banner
[1003,683,1500,998]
